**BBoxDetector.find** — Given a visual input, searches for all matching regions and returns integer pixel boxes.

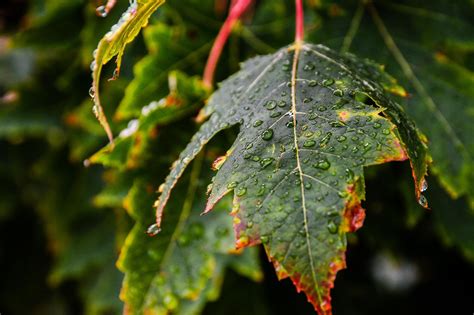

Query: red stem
[203,0,252,87]
[295,0,304,43]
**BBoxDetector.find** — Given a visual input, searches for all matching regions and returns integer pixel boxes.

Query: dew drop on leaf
[418,194,428,207]
[260,157,274,169]
[303,139,316,147]
[146,224,161,236]
[96,5,108,17]
[322,78,335,86]
[420,179,428,192]
[313,159,331,170]
[265,100,277,110]
[333,89,344,97]
[253,120,263,127]
[327,220,338,234]
[261,129,274,140]
[336,135,347,142]
[308,80,318,87]
[236,187,247,196]
[227,181,238,189]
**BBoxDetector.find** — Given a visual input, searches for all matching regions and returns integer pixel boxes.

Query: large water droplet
[313,159,331,170]
[265,100,277,110]
[262,129,274,140]
[303,139,316,147]
[327,220,338,234]
[96,5,108,17]
[333,89,344,97]
[418,194,428,207]
[147,224,161,236]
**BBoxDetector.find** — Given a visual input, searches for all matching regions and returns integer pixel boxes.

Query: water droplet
[313,159,331,170]
[303,97,313,103]
[227,181,238,189]
[260,157,274,169]
[418,194,428,207]
[253,120,263,127]
[286,121,294,128]
[278,100,287,107]
[270,111,282,118]
[308,80,318,87]
[236,187,247,196]
[382,129,390,135]
[96,5,108,17]
[147,224,161,236]
[265,100,277,110]
[262,129,274,140]
[373,122,382,129]
[333,89,344,97]
[249,155,260,162]
[327,220,338,234]
[88,87,95,98]
[305,182,312,190]
[303,139,316,147]
[336,135,347,142]
[421,179,428,192]
[322,79,335,86]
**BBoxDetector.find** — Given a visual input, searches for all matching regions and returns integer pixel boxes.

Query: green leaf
[154,43,429,314]
[90,0,166,142]
[119,155,262,314]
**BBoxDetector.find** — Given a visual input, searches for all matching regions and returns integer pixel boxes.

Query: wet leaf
[119,158,262,314]
[155,43,429,314]
[90,0,166,142]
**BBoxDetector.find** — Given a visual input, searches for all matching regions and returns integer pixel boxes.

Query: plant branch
[295,0,304,43]
[203,0,253,87]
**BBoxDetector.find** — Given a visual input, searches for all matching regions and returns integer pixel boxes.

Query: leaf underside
[154,42,429,314]
[90,0,165,142]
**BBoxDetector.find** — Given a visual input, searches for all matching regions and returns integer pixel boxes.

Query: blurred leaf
[91,0,166,142]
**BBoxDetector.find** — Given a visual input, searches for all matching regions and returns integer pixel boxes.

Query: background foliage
[0,0,473,314]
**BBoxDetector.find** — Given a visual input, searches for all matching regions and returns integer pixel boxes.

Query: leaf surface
[310,0,474,206]
[154,42,429,314]
[90,0,165,142]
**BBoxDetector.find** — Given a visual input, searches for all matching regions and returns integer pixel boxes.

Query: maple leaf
[154,42,429,314]
[90,0,166,143]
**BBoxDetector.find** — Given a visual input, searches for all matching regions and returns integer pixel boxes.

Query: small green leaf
[154,43,429,314]
[90,0,166,143]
